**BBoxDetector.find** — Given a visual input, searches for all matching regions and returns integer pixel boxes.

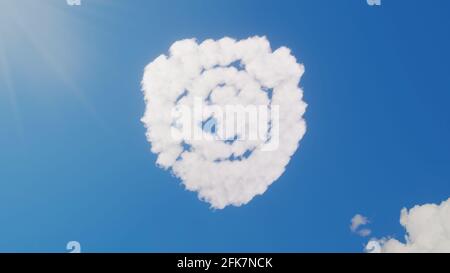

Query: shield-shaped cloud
[141,36,307,209]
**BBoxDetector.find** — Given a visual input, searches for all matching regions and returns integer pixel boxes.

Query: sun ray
[1,0,109,132]
[0,39,25,142]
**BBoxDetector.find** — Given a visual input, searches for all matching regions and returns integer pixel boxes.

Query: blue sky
[0,0,449,252]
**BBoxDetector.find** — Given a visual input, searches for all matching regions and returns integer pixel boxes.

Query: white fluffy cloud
[141,36,306,209]
[368,198,450,253]
[350,214,371,237]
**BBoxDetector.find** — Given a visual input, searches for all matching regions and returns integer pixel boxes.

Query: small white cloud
[357,228,372,237]
[350,214,370,236]
[368,197,450,253]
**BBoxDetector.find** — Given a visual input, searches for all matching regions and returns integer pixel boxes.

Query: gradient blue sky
[0,0,449,252]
